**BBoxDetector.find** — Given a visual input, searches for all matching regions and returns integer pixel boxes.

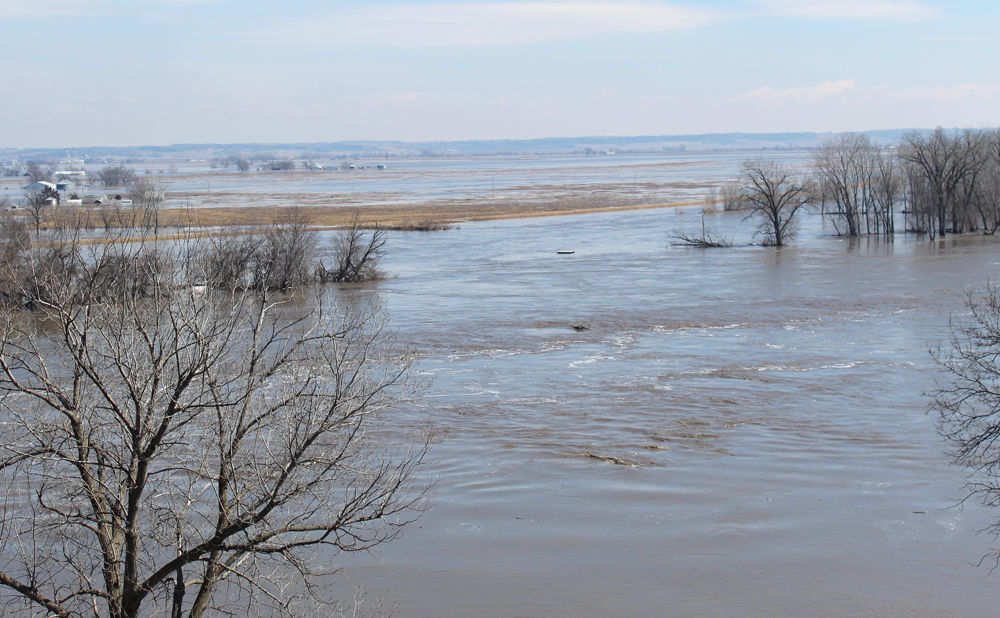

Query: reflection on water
[331,207,1000,615]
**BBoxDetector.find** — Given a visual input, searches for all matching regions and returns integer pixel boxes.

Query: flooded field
[3,151,811,215]
[159,152,802,210]
[328,206,1000,616]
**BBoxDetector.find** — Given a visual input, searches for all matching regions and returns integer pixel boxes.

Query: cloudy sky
[2,0,998,147]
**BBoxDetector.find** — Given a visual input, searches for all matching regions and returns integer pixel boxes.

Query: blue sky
[2,0,998,147]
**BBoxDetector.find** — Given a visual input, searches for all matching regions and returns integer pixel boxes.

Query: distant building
[55,179,75,192]
[24,180,57,192]
[54,170,87,178]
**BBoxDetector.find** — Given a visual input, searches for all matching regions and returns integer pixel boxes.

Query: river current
[326,205,1000,616]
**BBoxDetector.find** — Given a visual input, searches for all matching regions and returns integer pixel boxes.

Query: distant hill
[0,129,925,161]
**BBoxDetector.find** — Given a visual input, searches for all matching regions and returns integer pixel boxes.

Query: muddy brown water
[315,205,1000,616]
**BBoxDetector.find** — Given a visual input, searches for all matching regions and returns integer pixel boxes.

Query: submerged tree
[814,133,870,236]
[900,128,986,238]
[318,214,386,283]
[0,227,424,617]
[195,209,321,292]
[255,208,318,291]
[814,133,900,236]
[740,159,812,247]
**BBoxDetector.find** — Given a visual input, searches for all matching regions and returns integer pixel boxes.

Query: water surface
[332,207,1000,616]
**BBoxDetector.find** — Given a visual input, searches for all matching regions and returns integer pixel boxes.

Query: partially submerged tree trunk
[740,159,812,247]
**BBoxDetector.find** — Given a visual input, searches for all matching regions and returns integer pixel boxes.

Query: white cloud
[760,0,938,20]
[740,80,856,103]
[264,2,720,48]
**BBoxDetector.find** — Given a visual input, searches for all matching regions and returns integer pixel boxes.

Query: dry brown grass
[4,197,702,247]
[158,198,703,230]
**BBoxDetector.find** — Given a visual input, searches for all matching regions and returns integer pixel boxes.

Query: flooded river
[330,206,1000,616]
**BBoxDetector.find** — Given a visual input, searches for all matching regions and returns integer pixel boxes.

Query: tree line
[0,201,386,312]
[692,127,1000,247]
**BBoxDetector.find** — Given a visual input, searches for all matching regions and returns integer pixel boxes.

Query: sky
[2,0,999,148]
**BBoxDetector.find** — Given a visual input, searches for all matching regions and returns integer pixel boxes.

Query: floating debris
[581,452,638,466]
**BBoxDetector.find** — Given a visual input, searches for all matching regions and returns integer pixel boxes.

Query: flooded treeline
[0,208,386,309]
[716,128,1000,242]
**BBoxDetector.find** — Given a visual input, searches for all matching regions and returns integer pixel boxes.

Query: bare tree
[129,177,165,232]
[901,128,986,237]
[99,163,137,188]
[194,211,334,292]
[870,147,901,235]
[25,161,51,183]
[719,181,750,212]
[24,187,57,236]
[0,227,425,617]
[0,217,29,305]
[812,133,901,236]
[965,129,1000,235]
[934,283,1000,561]
[254,209,318,292]
[740,159,812,247]
[318,214,386,283]
[814,133,870,236]
[196,232,262,290]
